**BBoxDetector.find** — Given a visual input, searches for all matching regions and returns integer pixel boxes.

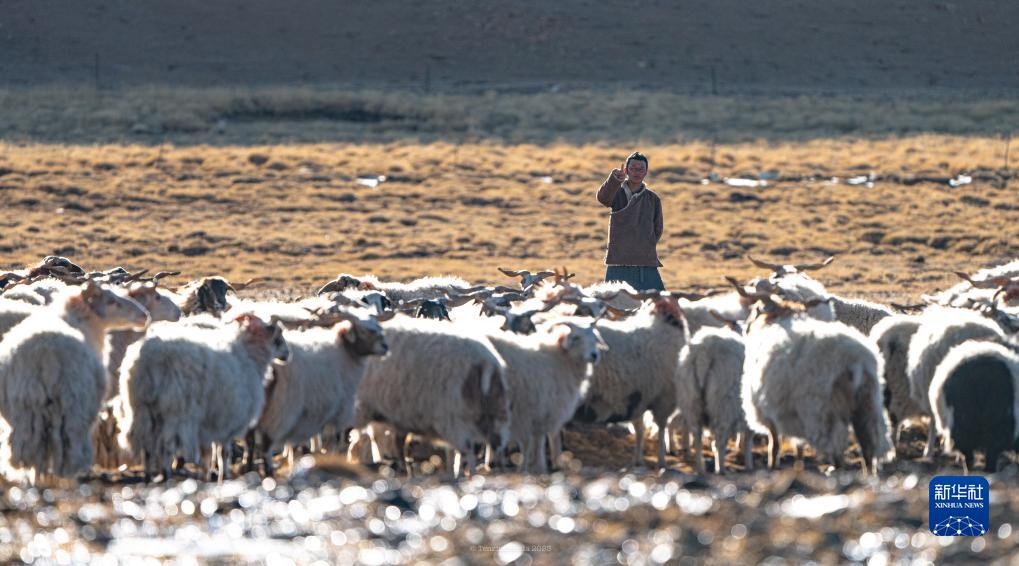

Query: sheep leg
[713,430,729,475]
[960,449,974,475]
[310,435,322,455]
[220,446,231,484]
[922,418,938,459]
[263,446,275,478]
[241,430,256,473]
[741,430,754,472]
[207,443,218,482]
[656,418,668,469]
[464,448,477,477]
[631,417,646,468]
[767,426,781,470]
[398,431,412,478]
[889,414,902,456]
[518,438,532,474]
[282,445,292,473]
[692,425,705,474]
[534,435,549,475]
[548,432,563,469]
[215,443,226,483]
[451,450,462,480]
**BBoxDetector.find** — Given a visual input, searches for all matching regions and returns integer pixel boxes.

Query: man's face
[625,159,648,183]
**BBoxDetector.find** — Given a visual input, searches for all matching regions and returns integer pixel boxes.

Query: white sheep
[676,326,752,474]
[679,292,749,335]
[118,314,290,481]
[924,259,1019,308]
[741,300,893,475]
[568,294,689,469]
[104,284,183,398]
[0,278,72,306]
[929,340,1019,472]
[906,306,1007,457]
[255,307,390,475]
[0,298,37,340]
[0,282,149,482]
[829,295,894,334]
[483,318,604,473]
[868,314,925,448]
[93,284,183,471]
[350,314,510,477]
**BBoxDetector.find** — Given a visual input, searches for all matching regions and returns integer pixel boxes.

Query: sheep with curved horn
[0,281,150,482]
[498,267,556,291]
[747,254,835,276]
[906,305,1008,457]
[254,305,391,476]
[118,314,290,482]
[923,259,1019,308]
[176,277,236,316]
[567,293,690,469]
[736,280,894,475]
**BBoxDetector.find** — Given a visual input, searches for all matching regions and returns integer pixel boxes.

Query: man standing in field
[596,151,665,291]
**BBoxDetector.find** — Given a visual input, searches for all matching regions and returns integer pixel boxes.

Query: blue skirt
[604,266,665,292]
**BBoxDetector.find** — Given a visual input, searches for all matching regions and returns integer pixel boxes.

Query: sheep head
[234,314,291,363]
[317,274,365,295]
[747,254,835,277]
[79,281,151,331]
[180,276,235,316]
[128,282,182,322]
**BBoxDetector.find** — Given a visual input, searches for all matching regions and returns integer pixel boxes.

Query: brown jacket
[596,174,664,267]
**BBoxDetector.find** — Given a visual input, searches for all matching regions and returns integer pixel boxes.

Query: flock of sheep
[0,254,1017,485]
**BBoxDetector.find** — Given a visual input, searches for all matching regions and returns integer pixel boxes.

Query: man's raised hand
[611,161,627,182]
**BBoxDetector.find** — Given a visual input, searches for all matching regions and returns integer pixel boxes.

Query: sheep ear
[334,320,355,341]
[84,285,108,316]
[82,280,102,300]
[233,314,262,332]
[555,326,572,350]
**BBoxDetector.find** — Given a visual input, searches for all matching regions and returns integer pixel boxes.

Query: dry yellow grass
[1,137,1015,302]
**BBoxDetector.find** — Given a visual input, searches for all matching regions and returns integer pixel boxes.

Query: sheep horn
[605,305,636,319]
[148,270,181,284]
[621,289,659,301]
[670,291,706,301]
[444,294,474,308]
[890,302,926,313]
[747,255,784,272]
[317,281,342,295]
[122,268,150,283]
[794,256,835,272]
[231,277,267,291]
[725,276,751,297]
[952,270,1011,289]
[992,287,1007,305]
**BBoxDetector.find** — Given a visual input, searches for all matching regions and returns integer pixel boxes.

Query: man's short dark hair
[626,151,648,168]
